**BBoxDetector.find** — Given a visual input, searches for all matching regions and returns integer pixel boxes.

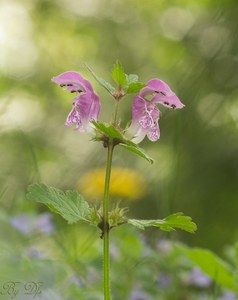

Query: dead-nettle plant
[26,62,197,300]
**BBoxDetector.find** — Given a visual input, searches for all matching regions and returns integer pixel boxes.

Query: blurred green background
[0,0,238,269]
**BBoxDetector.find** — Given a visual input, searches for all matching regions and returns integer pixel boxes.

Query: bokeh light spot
[78,167,146,201]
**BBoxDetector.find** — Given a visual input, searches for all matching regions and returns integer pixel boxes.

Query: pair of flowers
[52,71,184,143]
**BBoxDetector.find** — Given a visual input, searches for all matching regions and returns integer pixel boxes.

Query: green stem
[103,139,114,300]
[113,99,120,126]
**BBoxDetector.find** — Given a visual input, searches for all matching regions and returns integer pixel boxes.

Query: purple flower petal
[147,123,160,141]
[140,79,174,98]
[65,90,100,134]
[127,78,185,143]
[152,93,185,109]
[52,71,100,135]
[127,95,160,143]
[65,102,83,131]
[51,71,93,93]
[75,90,100,122]
[141,79,185,109]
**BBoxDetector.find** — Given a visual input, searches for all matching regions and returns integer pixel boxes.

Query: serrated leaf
[178,245,237,291]
[128,213,197,233]
[26,184,90,224]
[158,213,197,233]
[127,219,148,230]
[86,65,115,94]
[119,143,154,164]
[126,74,139,85]
[46,203,61,214]
[112,61,127,88]
[127,82,145,94]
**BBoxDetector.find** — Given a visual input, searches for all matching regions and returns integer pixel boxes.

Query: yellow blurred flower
[78,167,146,201]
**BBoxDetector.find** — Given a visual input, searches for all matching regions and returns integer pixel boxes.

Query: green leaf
[127,219,148,230]
[128,213,197,233]
[119,143,154,164]
[112,61,127,88]
[26,184,90,224]
[86,65,115,94]
[92,121,124,140]
[126,74,139,85]
[179,245,237,291]
[92,121,154,164]
[127,82,145,94]
[158,213,197,233]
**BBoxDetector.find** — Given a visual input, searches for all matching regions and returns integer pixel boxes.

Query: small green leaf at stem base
[128,213,197,233]
[92,121,124,140]
[92,121,154,164]
[26,184,90,224]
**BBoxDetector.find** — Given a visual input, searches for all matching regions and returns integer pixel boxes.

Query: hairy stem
[103,139,114,300]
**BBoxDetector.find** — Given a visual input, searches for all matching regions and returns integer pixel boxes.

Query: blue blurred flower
[10,213,54,235]
[187,268,211,287]
[158,273,171,288]
[34,213,55,234]
[218,291,236,300]
[109,243,119,259]
[68,275,84,288]
[130,287,151,300]
[156,239,172,253]
[10,214,32,234]
[27,246,44,258]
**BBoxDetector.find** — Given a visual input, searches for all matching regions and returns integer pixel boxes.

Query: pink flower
[127,79,185,143]
[52,71,100,134]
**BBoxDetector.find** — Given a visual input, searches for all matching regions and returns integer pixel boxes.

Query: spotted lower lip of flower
[52,71,100,134]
